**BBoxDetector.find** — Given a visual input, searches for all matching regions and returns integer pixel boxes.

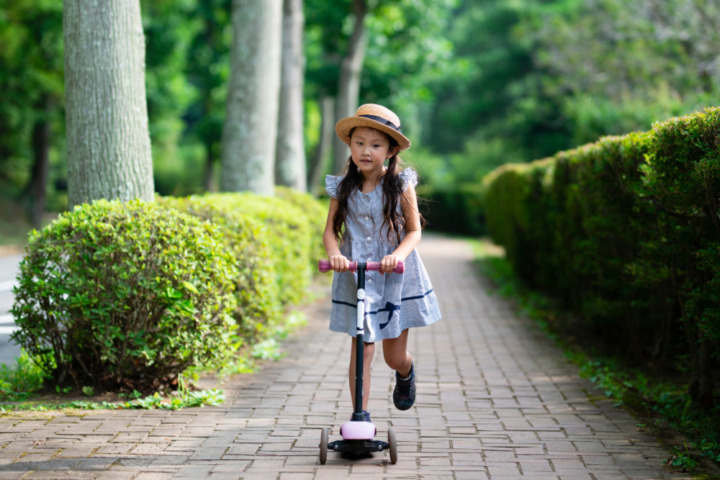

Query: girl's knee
[383,348,410,371]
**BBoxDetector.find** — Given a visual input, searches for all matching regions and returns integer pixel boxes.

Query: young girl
[323,103,442,421]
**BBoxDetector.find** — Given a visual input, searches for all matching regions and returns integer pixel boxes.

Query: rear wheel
[388,427,398,464]
[319,428,329,464]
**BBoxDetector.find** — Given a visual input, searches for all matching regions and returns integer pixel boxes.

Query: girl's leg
[349,337,375,411]
[382,329,412,377]
[382,329,416,410]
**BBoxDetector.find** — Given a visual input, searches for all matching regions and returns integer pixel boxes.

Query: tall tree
[221,0,282,195]
[181,0,232,193]
[275,0,306,191]
[64,0,154,208]
[332,0,368,175]
[0,1,64,226]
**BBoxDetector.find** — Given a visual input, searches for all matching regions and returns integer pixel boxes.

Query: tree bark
[203,141,216,192]
[26,94,52,228]
[307,95,335,194]
[64,0,154,208]
[221,0,282,195]
[275,0,306,192]
[332,0,368,175]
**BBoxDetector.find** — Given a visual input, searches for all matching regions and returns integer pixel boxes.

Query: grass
[471,237,720,478]
[0,311,308,412]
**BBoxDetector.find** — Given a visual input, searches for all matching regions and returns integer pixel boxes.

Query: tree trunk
[221,0,282,195]
[332,0,368,175]
[307,95,335,194]
[64,0,154,208]
[275,0,306,192]
[203,142,216,192]
[25,94,52,228]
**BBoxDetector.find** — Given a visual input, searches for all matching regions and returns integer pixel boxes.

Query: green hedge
[418,184,486,236]
[12,190,326,391]
[11,199,239,391]
[483,107,720,406]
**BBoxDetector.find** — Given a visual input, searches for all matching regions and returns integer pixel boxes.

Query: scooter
[317,259,404,465]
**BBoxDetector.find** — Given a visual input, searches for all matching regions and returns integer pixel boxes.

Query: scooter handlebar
[318,259,404,274]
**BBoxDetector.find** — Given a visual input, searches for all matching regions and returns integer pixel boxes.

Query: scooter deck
[328,439,390,455]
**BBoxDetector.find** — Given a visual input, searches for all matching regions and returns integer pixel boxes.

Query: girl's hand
[380,254,401,274]
[329,254,350,272]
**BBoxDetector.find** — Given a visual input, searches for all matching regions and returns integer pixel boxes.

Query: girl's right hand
[329,254,350,272]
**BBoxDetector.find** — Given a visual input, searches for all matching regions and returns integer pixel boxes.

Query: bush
[11,199,239,391]
[418,184,486,236]
[483,107,720,405]
[160,188,327,339]
[159,194,280,342]
[214,193,317,305]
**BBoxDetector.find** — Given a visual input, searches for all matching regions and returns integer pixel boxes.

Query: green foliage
[161,187,325,341]
[0,349,48,401]
[158,194,280,342]
[418,183,485,236]
[0,388,226,412]
[10,199,239,391]
[476,238,720,472]
[482,107,720,406]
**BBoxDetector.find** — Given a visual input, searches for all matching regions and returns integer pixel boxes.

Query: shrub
[159,194,280,342]
[212,193,316,305]
[418,184,486,236]
[274,186,327,264]
[161,189,326,338]
[11,199,239,391]
[483,107,720,405]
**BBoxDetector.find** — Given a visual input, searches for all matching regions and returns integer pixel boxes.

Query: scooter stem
[352,265,366,421]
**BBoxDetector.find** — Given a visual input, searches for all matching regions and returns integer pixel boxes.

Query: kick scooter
[317,259,404,465]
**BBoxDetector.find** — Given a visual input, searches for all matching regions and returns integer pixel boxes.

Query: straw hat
[335,104,411,151]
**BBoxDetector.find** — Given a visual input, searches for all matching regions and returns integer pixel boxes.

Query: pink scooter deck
[340,421,377,440]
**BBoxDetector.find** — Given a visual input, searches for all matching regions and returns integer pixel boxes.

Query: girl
[323,103,442,421]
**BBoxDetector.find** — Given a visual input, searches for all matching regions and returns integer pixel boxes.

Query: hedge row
[483,107,720,406]
[11,188,326,391]
[418,184,486,236]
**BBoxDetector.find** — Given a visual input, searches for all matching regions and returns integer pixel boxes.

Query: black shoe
[351,410,371,422]
[393,363,416,411]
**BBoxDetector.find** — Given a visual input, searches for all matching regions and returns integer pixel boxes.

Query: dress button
[365,216,369,221]
[366,236,371,241]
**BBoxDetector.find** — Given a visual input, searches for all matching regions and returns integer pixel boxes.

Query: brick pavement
[0,236,692,479]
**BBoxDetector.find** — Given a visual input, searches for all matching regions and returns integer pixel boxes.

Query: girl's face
[349,127,397,178]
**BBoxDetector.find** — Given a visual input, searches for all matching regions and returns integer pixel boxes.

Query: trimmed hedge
[483,107,720,406]
[418,184,486,236]
[11,200,239,391]
[12,190,326,391]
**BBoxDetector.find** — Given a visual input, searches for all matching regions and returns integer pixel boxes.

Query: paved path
[0,236,690,479]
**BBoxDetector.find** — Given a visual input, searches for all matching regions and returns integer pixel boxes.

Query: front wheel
[319,427,329,464]
[388,427,398,464]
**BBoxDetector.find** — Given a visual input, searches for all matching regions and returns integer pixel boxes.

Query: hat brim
[335,117,411,151]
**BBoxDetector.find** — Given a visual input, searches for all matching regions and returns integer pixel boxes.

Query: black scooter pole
[352,264,366,421]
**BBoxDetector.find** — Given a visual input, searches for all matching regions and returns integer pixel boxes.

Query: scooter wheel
[388,427,398,464]
[319,427,329,465]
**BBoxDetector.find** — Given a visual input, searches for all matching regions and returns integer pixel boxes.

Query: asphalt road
[0,254,23,365]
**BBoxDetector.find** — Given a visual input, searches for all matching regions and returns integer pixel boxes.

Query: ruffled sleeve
[325,175,343,199]
[399,168,418,192]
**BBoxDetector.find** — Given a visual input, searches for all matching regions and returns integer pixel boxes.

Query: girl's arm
[323,198,350,272]
[381,182,422,273]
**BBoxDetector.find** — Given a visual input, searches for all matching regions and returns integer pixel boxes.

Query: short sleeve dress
[325,168,442,343]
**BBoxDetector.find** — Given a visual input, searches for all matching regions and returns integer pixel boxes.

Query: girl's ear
[387,146,400,159]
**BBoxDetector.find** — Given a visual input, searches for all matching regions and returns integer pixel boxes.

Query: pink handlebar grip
[318,259,404,274]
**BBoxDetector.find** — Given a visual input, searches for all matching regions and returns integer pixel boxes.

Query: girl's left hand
[380,254,401,274]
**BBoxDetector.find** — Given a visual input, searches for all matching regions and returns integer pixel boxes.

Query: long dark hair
[332,132,406,245]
